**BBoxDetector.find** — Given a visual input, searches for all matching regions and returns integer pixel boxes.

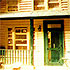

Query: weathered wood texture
[0,20,30,49]
[0,0,69,12]
[64,19,70,54]
[0,0,7,12]
[19,0,33,12]
[0,18,70,66]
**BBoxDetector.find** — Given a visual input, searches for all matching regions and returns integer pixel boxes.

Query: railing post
[2,50,3,62]
[7,50,8,64]
[24,50,26,64]
[30,18,33,65]
[4,49,5,64]
[12,50,13,64]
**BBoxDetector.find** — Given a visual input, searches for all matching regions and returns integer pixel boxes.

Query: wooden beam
[30,18,33,65]
[0,15,70,20]
[43,22,48,65]
[44,0,48,10]
[32,0,34,11]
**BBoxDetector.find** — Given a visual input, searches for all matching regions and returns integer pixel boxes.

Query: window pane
[34,0,45,10]
[47,24,61,28]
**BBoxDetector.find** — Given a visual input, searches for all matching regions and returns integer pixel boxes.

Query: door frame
[43,20,64,65]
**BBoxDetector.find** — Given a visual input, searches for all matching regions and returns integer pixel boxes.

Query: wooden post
[24,50,26,64]
[12,50,13,64]
[2,50,3,62]
[43,22,48,65]
[32,0,34,11]
[59,0,61,10]
[69,0,70,10]
[7,50,8,64]
[6,0,8,12]
[12,27,15,50]
[4,50,6,64]
[18,0,20,11]
[30,18,33,65]
[44,0,48,10]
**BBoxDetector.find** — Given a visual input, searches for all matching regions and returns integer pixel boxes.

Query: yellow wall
[64,19,70,58]
[0,19,30,49]
[0,18,70,66]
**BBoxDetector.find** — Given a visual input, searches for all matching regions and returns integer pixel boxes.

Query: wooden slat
[16,44,27,46]
[61,0,68,10]
[19,0,32,12]
[0,0,7,12]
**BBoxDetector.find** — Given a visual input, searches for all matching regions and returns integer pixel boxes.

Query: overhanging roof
[0,11,70,20]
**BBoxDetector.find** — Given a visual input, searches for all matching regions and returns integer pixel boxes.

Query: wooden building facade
[0,0,70,70]
[0,0,70,12]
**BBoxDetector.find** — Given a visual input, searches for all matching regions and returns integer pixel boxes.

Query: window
[34,0,45,10]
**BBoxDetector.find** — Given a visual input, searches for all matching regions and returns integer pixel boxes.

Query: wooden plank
[48,1,59,3]
[16,44,27,46]
[24,50,26,64]
[12,27,15,50]
[30,19,33,65]
[32,0,34,11]
[59,0,61,10]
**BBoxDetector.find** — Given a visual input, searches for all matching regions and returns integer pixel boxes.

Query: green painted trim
[30,19,33,65]
[43,20,64,65]
[2,50,3,62]
[43,23,48,65]
[0,15,70,20]
[7,50,8,64]
[4,50,5,64]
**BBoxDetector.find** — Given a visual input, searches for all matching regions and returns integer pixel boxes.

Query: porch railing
[0,49,31,65]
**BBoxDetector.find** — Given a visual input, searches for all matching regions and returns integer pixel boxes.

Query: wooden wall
[0,0,7,12]
[64,19,70,58]
[33,18,70,66]
[0,0,33,12]
[0,19,30,49]
[0,0,70,12]
[0,18,70,66]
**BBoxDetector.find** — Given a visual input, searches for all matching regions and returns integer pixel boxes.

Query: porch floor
[0,65,69,70]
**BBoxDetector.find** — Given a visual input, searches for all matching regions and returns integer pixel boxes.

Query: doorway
[43,20,64,65]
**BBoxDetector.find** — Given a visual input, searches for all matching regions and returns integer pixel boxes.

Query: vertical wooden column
[43,22,48,65]
[12,27,15,50]
[32,0,34,11]
[30,18,33,65]
[59,0,61,10]
[44,0,48,10]
[6,0,8,12]
[18,0,20,11]
[69,0,70,11]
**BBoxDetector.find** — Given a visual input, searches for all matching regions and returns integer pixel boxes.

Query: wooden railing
[0,49,31,65]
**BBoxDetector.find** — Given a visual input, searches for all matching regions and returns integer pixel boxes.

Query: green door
[43,20,64,65]
[48,31,62,63]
